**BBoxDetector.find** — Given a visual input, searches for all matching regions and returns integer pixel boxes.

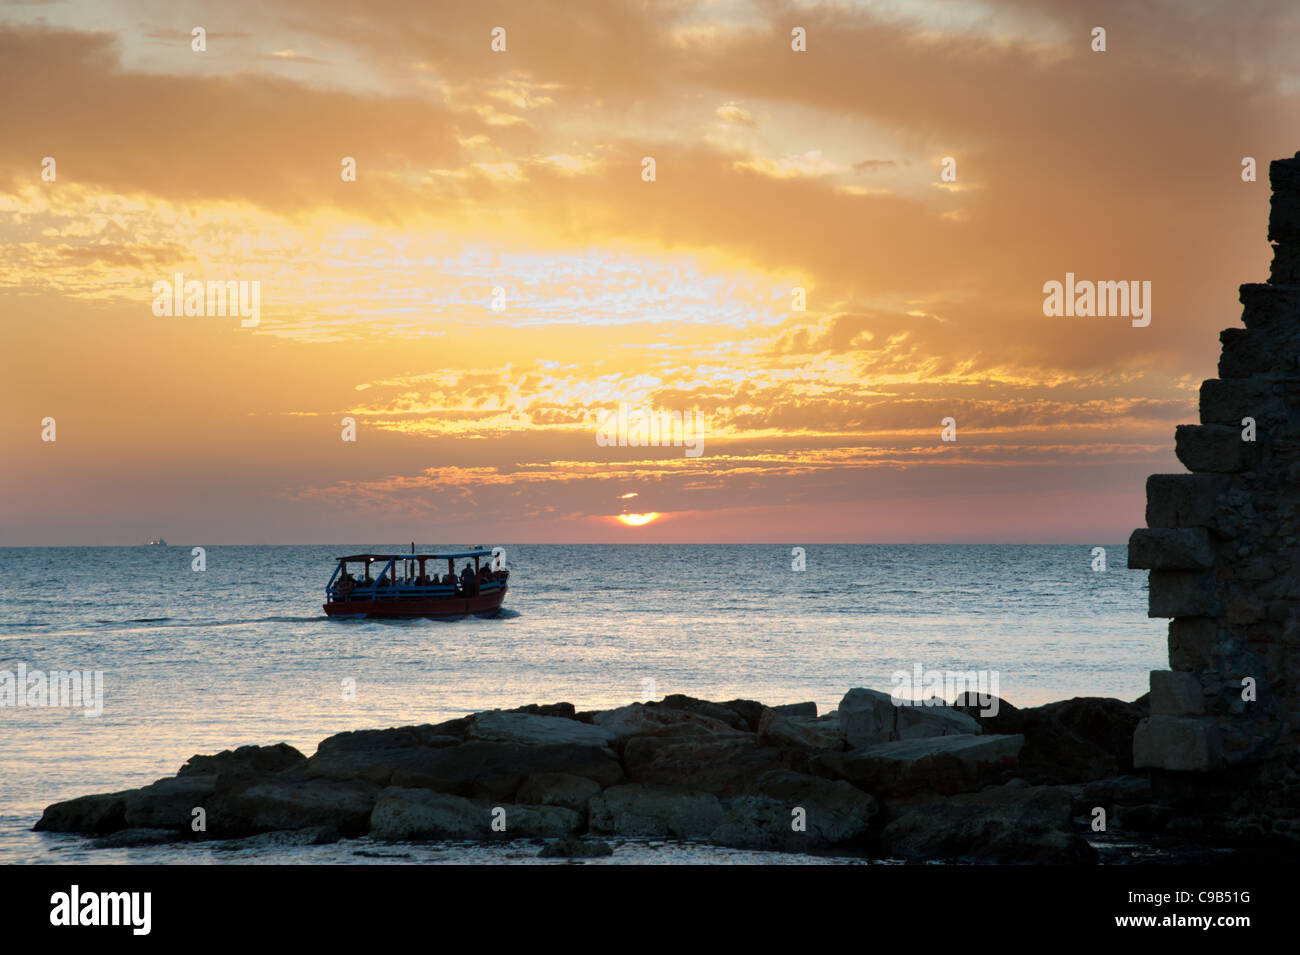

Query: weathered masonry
[1129,153,1300,801]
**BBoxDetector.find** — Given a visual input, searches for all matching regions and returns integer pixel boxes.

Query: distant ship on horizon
[145,538,168,546]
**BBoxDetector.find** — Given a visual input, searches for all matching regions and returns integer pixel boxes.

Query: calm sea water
[0,544,1162,863]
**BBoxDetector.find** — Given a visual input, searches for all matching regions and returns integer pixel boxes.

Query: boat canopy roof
[334,549,494,561]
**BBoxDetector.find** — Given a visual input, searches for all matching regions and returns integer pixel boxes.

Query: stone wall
[1129,152,1300,777]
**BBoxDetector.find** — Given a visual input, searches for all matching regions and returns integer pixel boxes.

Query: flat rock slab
[304,725,464,785]
[811,733,1023,796]
[589,703,737,743]
[757,708,844,752]
[315,724,466,754]
[466,711,617,748]
[840,688,982,748]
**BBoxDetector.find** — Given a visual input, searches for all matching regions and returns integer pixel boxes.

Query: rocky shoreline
[38,686,1287,863]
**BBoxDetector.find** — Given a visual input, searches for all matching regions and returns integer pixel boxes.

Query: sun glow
[616,513,659,526]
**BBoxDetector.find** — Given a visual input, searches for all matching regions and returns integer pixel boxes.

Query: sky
[1,0,1297,545]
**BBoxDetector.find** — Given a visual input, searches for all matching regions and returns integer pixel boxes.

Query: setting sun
[616,513,659,527]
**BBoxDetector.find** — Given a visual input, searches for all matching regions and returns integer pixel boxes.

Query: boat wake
[324,608,520,624]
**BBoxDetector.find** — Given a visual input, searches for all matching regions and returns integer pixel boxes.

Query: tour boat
[323,548,508,619]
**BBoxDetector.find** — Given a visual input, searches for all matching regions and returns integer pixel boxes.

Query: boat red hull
[323,585,507,619]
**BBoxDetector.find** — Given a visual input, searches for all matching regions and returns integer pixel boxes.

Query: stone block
[1269,244,1300,285]
[1268,153,1300,244]
[1199,378,1281,427]
[1174,424,1247,473]
[1145,473,1226,528]
[1168,618,1216,671]
[1127,527,1215,570]
[1132,716,1224,772]
[1148,571,1221,618]
[1218,328,1273,379]
[1238,283,1300,332]
[1149,670,1206,716]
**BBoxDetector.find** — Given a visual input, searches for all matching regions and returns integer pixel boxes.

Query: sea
[0,544,1163,864]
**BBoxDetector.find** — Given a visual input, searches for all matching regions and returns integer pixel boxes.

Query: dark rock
[811,734,1022,796]
[509,702,577,719]
[589,703,737,746]
[35,792,128,834]
[516,772,602,813]
[305,723,462,785]
[709,770,878,851]
[306,744,456,786]
[1018,697,1146,784]
[588,784,725,839]
[368,787,482,840]
[389,741,622,799]
[623,732,800,793]
[773,702,818,718]
[315,723,466,755]
[369,788,581,840]
[1073,774,1154,815]
[840,688,982,748]
[123,775,217,829]
[658,694,761,732]
[178,742,306,777]
[952,692,1024,734]
[881,784,1097,864]
[203,777,380,837]
[465,711,616,747]
[756,708,843,752]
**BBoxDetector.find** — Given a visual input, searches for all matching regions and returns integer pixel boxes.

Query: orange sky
[2,0,1296,544]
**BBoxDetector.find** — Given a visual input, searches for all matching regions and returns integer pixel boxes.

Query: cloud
[715,102,756,126]
[3,0,1292,541]
[0,25,475,217]
[266,49,326,64]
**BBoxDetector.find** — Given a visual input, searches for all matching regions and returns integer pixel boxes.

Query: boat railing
[326,577,508,601]
[325,561,343,596]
